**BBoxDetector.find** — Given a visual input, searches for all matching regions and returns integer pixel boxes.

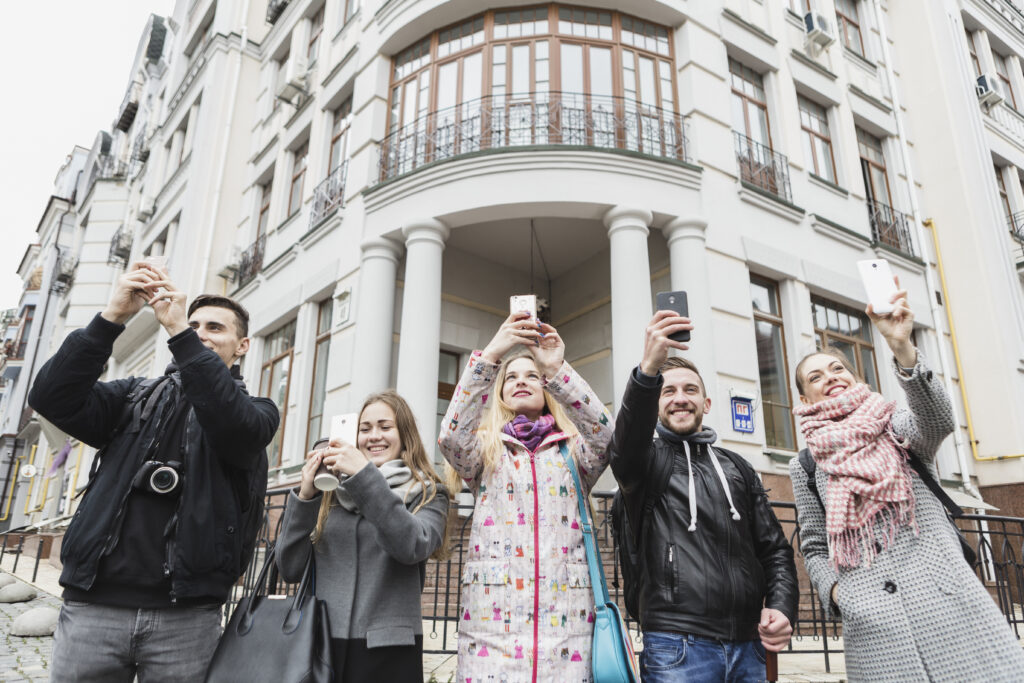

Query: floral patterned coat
[438,353,613,683]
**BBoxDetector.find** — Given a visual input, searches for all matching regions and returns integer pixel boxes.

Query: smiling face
[658,367,711,435]
[798,352,858,405]
[187,306,249,367]
[357,401,403,466]
[500,356,546,420]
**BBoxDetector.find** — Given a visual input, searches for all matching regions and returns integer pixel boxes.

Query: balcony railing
[50,256,78,295]
[115,81,143,133]
[1008,212,1024,265]
[867,199,916,257]
[733,131,793,203]
[107,225,133,267]
[378,91,690,183]
[309,161,348,228]
[266,0,289,24]
[1,341,27,361]
[85,155,130,194]
[236,235,266,288]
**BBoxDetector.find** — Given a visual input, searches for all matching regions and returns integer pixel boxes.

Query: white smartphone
[509,294,537,320]
[143,254,168,271]
[330,412,359,445]
[856,259,898,315]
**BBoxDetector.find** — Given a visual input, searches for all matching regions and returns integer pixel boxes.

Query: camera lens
[150,467,179,494]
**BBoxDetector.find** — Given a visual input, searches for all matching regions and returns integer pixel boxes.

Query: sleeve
[748,471,799,624]
[888,351,954,466]
[169,327,281,467]
[275,489,321,583]
[28,314,138,448]
[345,465,449,565]
[607,366,661,495]
[437,352,500,490]
[789,456,840,620]
[542,360,614,491]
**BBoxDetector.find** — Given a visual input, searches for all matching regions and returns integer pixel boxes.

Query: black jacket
[609,367,798,641]
[29,314,279,603]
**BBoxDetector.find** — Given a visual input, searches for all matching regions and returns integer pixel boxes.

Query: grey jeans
[49,600,223,683]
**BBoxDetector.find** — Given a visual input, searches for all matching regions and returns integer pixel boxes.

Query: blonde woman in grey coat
[789,285,1024,682]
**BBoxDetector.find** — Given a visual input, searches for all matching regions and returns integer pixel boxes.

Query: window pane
[590,47,613,98]
[754,319,795,450]
[561,43,584,94]
[860,345,879,391]
[439,351,460,384]
[750,280,778,315]
[307,337,331,450]
[512,44,530,94]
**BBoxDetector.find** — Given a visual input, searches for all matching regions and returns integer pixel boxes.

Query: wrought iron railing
[867,199,916,256]
[266,0,290,24]
[378,91,690,183]
[50,256,78,295]
[734,131,793,203]
[309,161,348,228]
[1008,211,1024,264]
[107,225,134,267]
[236,235,266,288]
[1,340,28,361]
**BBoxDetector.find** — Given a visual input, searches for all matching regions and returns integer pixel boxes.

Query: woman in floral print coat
[439,311,614,683]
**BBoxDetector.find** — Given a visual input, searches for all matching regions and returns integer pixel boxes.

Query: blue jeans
[49,600,223,683]
[640,631,767,683]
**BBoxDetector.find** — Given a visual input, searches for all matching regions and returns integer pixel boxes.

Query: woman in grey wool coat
[277,390,450,682]
[789,282,1024,682]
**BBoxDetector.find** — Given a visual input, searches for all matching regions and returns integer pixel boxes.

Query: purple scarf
[503,414,556,452]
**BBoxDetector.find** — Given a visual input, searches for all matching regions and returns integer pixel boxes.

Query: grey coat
[791,353,1024,682]
[276,463,448,645]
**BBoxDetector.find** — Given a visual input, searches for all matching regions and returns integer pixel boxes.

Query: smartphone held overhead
[656,290,690,342]
[510,294,537,320]
[856,259,899,315]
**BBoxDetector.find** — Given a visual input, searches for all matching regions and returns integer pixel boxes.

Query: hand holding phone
[655,291,690,342]
[856,259,898,315]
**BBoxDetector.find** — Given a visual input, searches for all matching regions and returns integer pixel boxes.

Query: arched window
[381,5,682,180]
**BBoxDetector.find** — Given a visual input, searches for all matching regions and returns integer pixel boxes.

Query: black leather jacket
[29,314,279,603]
[609,368,798,640]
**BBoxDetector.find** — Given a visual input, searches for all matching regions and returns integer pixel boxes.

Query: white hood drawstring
[683,441,742,532]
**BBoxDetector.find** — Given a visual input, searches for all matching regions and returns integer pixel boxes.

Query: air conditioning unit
[804,12,835,48]
[217,245,242,280]
[275,56,308,102]
[977,73,1005,107]
[138,193,156,218]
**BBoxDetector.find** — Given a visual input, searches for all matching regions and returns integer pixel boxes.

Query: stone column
[395,219,449,449]
[350,237,403,404]
[604,206,654,410]
[662,216,716,390]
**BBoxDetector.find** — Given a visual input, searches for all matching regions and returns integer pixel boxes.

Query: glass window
[836,0,865,57]
[436,350,462,463]
[343,0,359,23]
[730,58,771,148]
[811,297,878,392]
[557,8,613,40]
[329,98,353,173]
[996,165,1012,216]
[307,7,324,63]
[260,320,297,466]
[799,96,836,183]
[494,7,548,39]
[621,15,670,56]
[257,181,272,237]
[857,127,891,207]
[994,51,1017,110]
[750,279,795,450]
[306,300,333,450]
[288,142,308,216]
[438,16,485,58]
[965,29,980,77]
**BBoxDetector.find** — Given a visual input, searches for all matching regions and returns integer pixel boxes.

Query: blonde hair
[444,351,581,495]
[311,390,451,560]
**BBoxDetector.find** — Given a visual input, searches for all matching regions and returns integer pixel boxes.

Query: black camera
[132,460,183,495]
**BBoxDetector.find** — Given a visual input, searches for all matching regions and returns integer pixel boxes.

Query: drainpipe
[198,4,249,290]
[868,0,981,499]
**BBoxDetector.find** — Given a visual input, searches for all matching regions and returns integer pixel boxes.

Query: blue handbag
[560,442,640,683]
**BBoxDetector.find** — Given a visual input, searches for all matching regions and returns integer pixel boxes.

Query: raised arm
[608,368,660,494]
[789,455,840,620]
[438,353,498,489]
[344,465,449,565]
[542,360,613,490]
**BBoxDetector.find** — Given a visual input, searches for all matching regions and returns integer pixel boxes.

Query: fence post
[12,536,24,573]
[32,538,44,583]
[0,534,7,563]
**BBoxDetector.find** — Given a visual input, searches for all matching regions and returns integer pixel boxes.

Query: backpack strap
[798,448,821,508]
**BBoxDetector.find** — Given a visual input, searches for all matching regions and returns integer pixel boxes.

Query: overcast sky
[0,0,176,310]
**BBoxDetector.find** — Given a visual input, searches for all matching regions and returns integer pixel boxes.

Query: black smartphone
[655,291,690,342]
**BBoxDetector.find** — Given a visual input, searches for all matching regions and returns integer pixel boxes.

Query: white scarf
[333,459,425,513]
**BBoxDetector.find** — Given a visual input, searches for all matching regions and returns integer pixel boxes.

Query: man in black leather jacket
[609,310,798,682]
[29,262,279,682]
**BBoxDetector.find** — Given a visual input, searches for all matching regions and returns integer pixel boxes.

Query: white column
[395,219,449,450]
[604,206,654,410]
[662,217,715,388]
[350,237,402,403]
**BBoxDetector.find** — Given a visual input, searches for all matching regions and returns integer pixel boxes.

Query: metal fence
[733,131,793,203]
[867,199,916,257]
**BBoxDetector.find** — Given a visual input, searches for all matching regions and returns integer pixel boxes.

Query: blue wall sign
[731,397,755,433]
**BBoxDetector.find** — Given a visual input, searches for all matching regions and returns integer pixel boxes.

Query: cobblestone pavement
[0,588,60,682]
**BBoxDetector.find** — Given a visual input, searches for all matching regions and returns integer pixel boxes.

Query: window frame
[749,277,796,451]
[288,142,309,217]
[729,57,772,149]
[993,51,1018,109]
[857,127,893,208]
[835,0,865,57]
[305,300,333,451]
[798,95,837,183]
[260,321,298,467]
[965,28,981,78]
[328,98,354,173]
[996,165,1012,216]
[811,296,879,392]
[307,7,324,64]
[257,180,273,237]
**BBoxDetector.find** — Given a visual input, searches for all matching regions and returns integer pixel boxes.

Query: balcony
[309,162,348,228]
[378,92,690,183]
[2,341,27,361]
[115,81,143,133]
[50,256,78,295]
[266,0,289,24]
[1009,211,1024,265]
[867,199,916,257]
[733,131,793,203]
[107,225,133,268]
[236,235,266,288]
[1,340,27,381]
[85,155,130,195]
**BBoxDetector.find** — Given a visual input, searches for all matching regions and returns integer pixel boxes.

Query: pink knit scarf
[793,383,917,569]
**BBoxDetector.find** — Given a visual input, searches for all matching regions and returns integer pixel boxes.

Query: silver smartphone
[856,259,898,315]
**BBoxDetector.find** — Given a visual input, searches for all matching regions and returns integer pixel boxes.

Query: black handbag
[205,545,334,683]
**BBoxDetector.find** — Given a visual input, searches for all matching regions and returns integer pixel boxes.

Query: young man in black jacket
[609,310,798,682]
[29,262,279,682]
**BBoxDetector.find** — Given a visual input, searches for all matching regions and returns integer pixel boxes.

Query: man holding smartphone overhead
[28,261,279,682]
[608,301,798,682]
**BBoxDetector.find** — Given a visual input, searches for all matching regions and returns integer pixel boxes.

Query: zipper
[666,544,676,600]
[166,410,192,605]
[530,452,540,683]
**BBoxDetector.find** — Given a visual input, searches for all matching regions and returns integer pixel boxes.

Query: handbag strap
[905,452,963,519]
[559,441,610,606]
